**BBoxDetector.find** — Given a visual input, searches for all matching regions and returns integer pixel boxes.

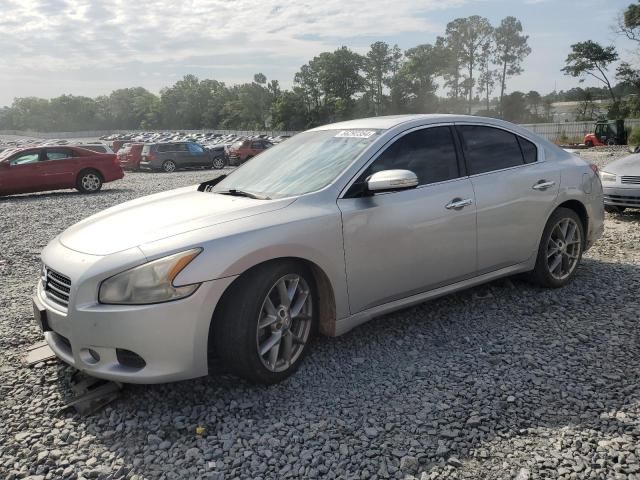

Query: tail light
[147,154,156,161]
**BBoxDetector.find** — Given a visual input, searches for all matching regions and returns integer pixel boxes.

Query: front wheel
[76,170,103,193]
[585,140,594,148]
[529,207,584,288]
[211,156,226,169]
[213,262,316,384]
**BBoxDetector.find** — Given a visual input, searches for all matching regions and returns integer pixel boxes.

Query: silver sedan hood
[604,153,640,175]
[59,185,295,255]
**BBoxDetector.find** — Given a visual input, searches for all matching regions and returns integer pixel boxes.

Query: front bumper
[36,243,236,384]
[603,185,640,208]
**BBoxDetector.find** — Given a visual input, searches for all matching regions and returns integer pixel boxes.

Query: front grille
[43,266,71,307]
[604,194,640,206]
[621,176,640,185]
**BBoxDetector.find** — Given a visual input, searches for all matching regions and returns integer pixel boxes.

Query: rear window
[74,144,107,153]
[518,137,538,164]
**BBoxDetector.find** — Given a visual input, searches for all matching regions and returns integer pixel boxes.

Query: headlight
[599,171,616,183]
[99,248,202,305]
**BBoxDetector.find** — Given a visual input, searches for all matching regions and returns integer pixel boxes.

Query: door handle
[532,180,556,191]
[445,198,474,210]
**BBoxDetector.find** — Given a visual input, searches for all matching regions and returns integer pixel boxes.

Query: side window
[518,137,538,164]
[157,144,168,153]
[457,126,525,175]
[363,127,460,186]
[9,152,40,165]
[187,143,204,153]
[45,149,73,160]
[175,144,189,152]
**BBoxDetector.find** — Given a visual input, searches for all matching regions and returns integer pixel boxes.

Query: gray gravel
[1,162,640,480]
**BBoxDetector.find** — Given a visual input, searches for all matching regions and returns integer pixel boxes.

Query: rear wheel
[607,138,616,146]
[529,207,584,288]
[161,160,176,173]
[585,140,594,148]
[213,262,316,384]
[605,205,626,214]
[76,170,103,193]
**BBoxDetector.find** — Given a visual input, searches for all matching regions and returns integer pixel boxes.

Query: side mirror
[366,169,419,192]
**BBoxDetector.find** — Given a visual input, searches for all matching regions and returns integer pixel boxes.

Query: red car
[117,143,144,171]
[0,146,124,196]
[227,139,273,166]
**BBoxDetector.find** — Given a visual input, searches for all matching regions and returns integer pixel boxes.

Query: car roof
[309,114,521,132]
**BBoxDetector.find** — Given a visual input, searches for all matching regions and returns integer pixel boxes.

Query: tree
[501,91,528,123]
[617,62,640,90]
[561,41,619,107]
[477,41,497,112]
[525,90,542,117]
[617,1,640,42]
[391,44,446,113]
[445,16,494,114]
[364,41,393,115]
[494,16,531,119]
[253,73,267,84]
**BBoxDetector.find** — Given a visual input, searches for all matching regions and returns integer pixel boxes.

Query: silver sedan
[33,115,604,384]
[599,153,640,213]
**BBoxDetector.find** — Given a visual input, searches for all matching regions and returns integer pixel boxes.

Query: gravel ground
[1,154,639,480]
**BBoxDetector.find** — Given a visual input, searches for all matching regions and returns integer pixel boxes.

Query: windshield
[212,129,382,199]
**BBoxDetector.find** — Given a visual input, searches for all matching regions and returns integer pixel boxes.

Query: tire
[606,138,616,146]
[161,160,176,173]
[585,140,594,148]
[76,170,103,193]
[529,207,584,288]
[211,156,226,169]
[605,205,626,214]
[212,261,317,384]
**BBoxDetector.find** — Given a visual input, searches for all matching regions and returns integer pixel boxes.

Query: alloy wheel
[546,218,582,280]
[163,161,176,172]
[256,274,313,372]
[213,157,225,169]
[81,173,101,191]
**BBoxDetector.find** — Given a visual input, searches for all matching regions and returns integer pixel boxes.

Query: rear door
[174,143,190,168]
[456,124,560,273]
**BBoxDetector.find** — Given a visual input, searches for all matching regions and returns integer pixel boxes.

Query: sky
[0,0,636,107]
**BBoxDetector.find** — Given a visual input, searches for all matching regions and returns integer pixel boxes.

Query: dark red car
[227,139,273,166]
[117,143,144,171]
[0,146,124,196]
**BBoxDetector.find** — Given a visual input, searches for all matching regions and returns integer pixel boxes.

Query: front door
[338,126,477,314]
[456,124,560,273]
[1,150,44,194]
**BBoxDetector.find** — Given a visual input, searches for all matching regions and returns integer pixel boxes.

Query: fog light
[116,349,146,370]
[80,348,100,365]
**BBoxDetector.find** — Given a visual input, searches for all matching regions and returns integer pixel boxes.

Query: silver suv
[139,142,211,172]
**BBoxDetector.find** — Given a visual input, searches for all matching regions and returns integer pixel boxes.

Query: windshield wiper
[217,189,271,200]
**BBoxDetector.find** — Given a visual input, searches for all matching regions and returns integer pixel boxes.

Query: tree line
[2,8,637,133]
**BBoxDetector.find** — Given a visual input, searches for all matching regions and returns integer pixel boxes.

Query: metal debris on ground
[23,340,56,366]
[59,372,123,415]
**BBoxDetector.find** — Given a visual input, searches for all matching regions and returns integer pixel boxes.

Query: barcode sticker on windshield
[335,130,377,139]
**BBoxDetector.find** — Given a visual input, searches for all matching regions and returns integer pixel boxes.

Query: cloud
[0,0,465,71]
